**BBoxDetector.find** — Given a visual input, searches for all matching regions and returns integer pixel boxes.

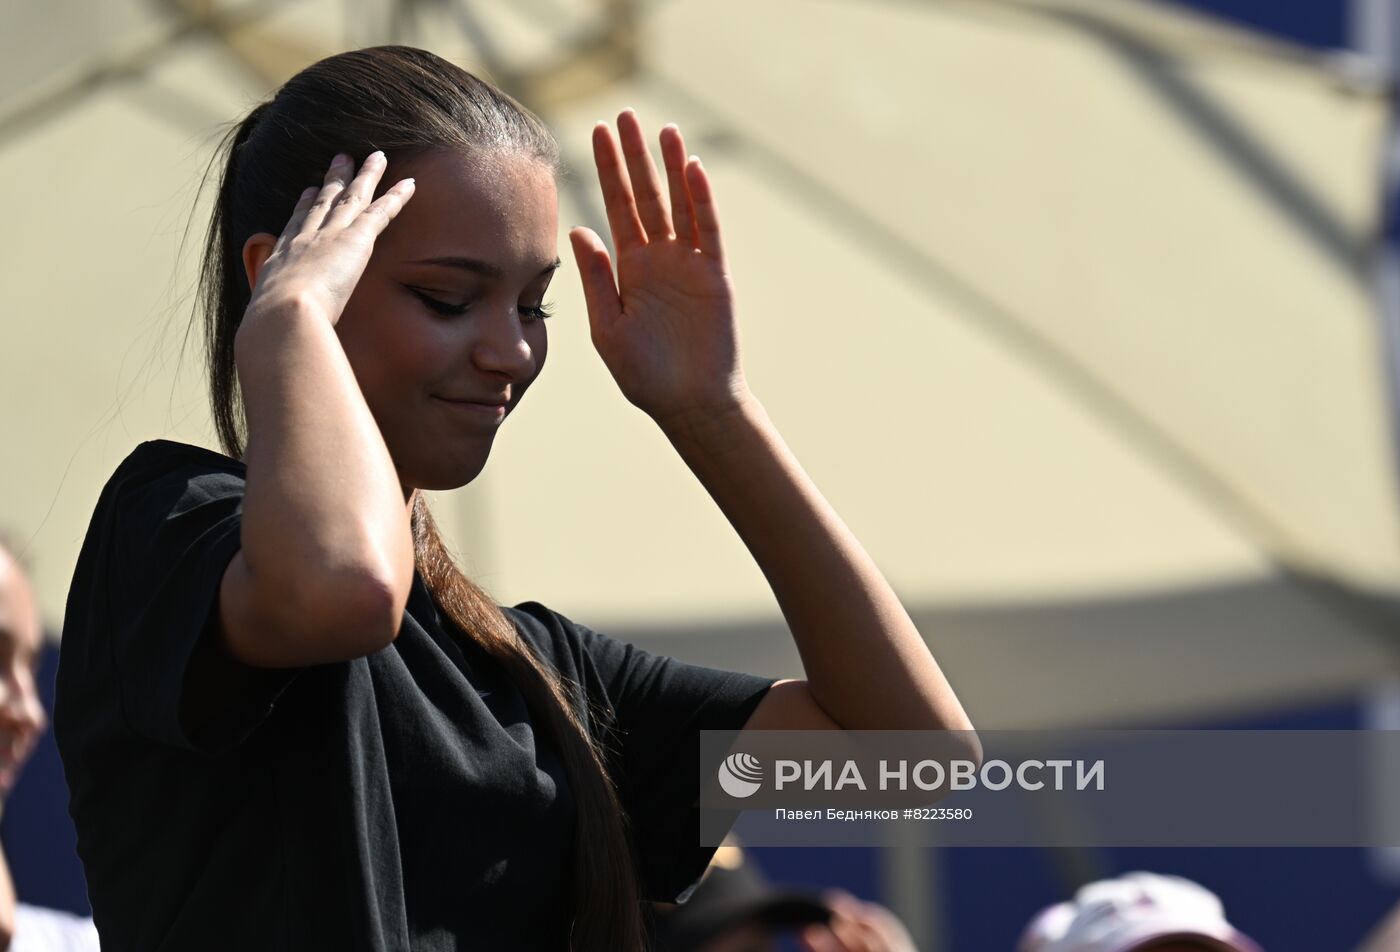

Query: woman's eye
[407,286,553,322]
[520,302,555,323]
[407,287,471,316]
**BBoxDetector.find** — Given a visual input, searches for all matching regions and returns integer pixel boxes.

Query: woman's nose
[470,306,537,379]
[0,670,47,738]
[22,688,47,737]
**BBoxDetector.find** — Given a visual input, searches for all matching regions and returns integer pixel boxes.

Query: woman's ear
[241,232,278,292]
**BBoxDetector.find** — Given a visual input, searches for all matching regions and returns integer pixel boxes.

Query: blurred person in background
[54,44,977,952]
[654,838,917,952]
[1357,898,1400,952]
[1017,872,1262,952]
[0,540,97,952]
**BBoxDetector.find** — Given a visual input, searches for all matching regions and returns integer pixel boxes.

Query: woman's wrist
[233,294,329,362]
[655,386,766,461]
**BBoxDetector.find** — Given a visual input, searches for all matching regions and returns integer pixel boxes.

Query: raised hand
[246,150,416,325]
[800,891,919,952]
[568,110,750,430]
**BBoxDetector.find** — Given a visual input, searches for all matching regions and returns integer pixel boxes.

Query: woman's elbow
[225,553,410,667]
[301,565,408,656]
[957,728,984,772]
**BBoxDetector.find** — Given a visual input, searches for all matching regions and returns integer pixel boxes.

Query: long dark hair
[195,46,645,951]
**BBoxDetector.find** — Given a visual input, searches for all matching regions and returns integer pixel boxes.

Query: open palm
[569,111,749,429]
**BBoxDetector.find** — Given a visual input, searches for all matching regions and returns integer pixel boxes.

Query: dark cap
[654,863,832,952]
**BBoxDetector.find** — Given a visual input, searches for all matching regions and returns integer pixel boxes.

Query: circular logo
[717,752,764,799]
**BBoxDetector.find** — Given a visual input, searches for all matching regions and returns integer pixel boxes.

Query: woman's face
[0,550,45,794]
[333,148,560,493]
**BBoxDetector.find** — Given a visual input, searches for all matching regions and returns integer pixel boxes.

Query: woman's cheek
[527,323,548,377]
[382,313,460,388]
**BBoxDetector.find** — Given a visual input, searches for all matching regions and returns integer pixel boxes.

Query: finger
[848,916,888,952]
[350,177,417,237]
[823,889,860,910]
[273,186,321,254]
[591,121,648,251]
[617,108,673,240]
[323,150,388,229]
[827,910,874,952]
[660,124,696,247]
[861,905,918,952]
[302,152,353,231]
[822,894,874,951]
[684,156,726,262]
[800,925,850,952]
[568,226,622,338]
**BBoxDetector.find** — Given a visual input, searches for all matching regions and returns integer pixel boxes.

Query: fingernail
[331,152,350,166]
[367,150,385,164]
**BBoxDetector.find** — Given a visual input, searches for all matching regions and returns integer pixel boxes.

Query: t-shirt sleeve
[506,601,777,903]
[95,442,298,754]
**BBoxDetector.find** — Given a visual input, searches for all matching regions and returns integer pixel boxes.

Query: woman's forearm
[232,299,414,658]
[572,112,972,735]
[658,393,974,736]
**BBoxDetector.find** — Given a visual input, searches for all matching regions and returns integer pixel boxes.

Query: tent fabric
[1,0,1396,730]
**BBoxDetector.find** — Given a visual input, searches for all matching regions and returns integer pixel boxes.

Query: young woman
[54,46,977,951]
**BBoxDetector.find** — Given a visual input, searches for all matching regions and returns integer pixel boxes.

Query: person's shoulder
[501,600,588,665]
[502,600,649,686]
[501,600,623,729]
[102,438,244,500]
[501,599,638,681]
[501,599,566,629]
[111,438,243,482]
[86,439,246,542]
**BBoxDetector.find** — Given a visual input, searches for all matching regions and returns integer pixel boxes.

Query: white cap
[1017,872,1264,952]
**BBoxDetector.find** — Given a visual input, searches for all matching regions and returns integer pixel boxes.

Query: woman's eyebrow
[409,256,562,279]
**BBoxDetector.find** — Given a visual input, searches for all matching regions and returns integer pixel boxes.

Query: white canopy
[2,0,1396,729]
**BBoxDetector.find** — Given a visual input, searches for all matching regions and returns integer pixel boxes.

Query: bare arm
[659,397,974,739]
[570,112,977,751]
[220,152,417,668]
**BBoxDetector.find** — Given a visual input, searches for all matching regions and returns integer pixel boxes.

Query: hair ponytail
[200,99,268,458]
[194,46,648,951]
[411,496,646,950]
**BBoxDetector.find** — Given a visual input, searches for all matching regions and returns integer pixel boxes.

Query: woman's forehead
[0,556,39,654]
[381,148,558,272]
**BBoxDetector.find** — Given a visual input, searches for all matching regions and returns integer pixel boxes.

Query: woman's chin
[400,451,490,492]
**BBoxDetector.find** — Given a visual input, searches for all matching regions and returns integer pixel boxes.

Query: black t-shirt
[54,440,776,951]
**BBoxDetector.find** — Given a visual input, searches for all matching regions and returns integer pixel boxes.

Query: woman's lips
[432,395,506,422]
